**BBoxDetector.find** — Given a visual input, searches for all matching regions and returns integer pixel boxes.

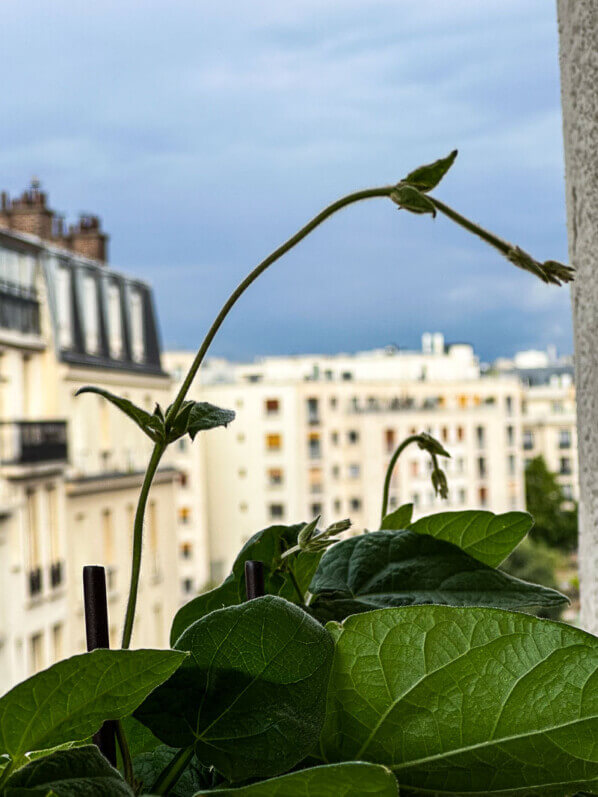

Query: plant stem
[285,565,306,606]
[428,196,512,256]
[164,185,393,426]
[121,440,166,649]
[380,434,423,523]
[151,745,194,794]
[115,720,134,787]
[0,759,15,791]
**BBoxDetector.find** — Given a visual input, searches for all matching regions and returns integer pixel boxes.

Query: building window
[508,454,516,476]
[269,503,285,519]
[310,502,323,516]
[46,486,60,565]
[182,578,194,594]
[457,426,464,441]
[265,398,280,415]
[130,289,145,362]
[505,395,513,415]
[333,498,342,512]
[331,464,340,479]
[477,457,487,478]
[268,467,283,486]
[83,273,99,354]
[178,438,187,452]
[523,430,534,450]
[552,401,564,414]
[476,426,485,448]
[559,457,572,475]
[342,371,353,381]
[330,431,339,446]
[411,493,420,508]
[329,396,338,409]
[347,430,359,444]
[410,460,419,477]
[307,397,320,424]
[348,464,360,479]
[478,486,488,507]
[266,433,282,451]
[308,433,321,459]
[178,506,191,524]
[52,623,63,662]
[562,484,573,500]
[56,266,72,348]
[26,488,40,572]
[458,488,466,505]
[506,425,515,446]
[309,467,323,493]
[385,429,396,453]
[29,632,44,675]
[348,498,361,512]
[107,281,124,359]
[181,542,193,559]
[559,428,571,449]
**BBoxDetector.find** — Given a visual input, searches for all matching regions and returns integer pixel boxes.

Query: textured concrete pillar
[557,0,598,632]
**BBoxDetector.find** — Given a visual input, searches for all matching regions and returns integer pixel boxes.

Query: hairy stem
[152,745,194,795]
[164,185,393,426]
[380,435,423,523]
[428,196,512,256]
[121,440,166,649]
[0,759,15,791]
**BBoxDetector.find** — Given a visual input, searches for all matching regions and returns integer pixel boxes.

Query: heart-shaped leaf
[409,509,533,566]
[390,184,436,216]
[381,503,413,530]
[75,387,165,443]
[308,530,567,622]
[198,762,398,796]
[3,745,132,796]
[400,149,458,192]
[320,605,598,795]
[133,745,211,796]
[0,649,185,763]
[170,524,320,644]
[137,596,334,782]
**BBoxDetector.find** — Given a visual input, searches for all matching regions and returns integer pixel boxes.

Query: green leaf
[187,400,235,439]
[137,596,334,782]
[133,745,211,796]
[409,509,533,566]
[75,387,165,443]
[401,149,458,192]
[0,649,185,762]
[321,605,598,795]
[199,762,398,796]
[118,716,162,760]
[3,745,132,796]
[308,530,567,622]
[170,524,320,644]
[389,184,436,216]
[381,503,413,530]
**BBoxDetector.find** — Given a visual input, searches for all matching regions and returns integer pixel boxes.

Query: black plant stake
[83,565,117,766]
[245,560,265,600]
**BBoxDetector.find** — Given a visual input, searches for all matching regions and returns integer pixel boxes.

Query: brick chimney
[0,181,109,263]
[65,215,108,263]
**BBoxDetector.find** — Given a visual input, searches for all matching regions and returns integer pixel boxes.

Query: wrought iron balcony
[0,421,68,465]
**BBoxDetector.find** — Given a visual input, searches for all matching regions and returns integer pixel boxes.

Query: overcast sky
[1,1,571,361]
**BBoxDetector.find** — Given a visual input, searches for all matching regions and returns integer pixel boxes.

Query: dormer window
[130,288,144,362]
[56,265,72,348]
[83,273,99,354]
[107,281,124,359]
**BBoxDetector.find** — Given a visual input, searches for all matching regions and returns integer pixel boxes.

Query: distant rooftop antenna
[30,176,41,191]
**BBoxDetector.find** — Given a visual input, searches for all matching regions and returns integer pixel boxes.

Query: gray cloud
[0,0,571,360]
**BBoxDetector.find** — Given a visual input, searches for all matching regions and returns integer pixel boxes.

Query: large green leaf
[165,400,235,442]
[75,387,165,443]
[409,509,533,566]
[309,530,567,621]
[137,596,333,782]
[321,605,598,795]
[170,524,320,644]
[3,745,132,796]
[199,762,398,796]
[0,649,185,762]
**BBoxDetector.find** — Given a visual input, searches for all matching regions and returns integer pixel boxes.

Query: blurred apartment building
[0,183,179,688]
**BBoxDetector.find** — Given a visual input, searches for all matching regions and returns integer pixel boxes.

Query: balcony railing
[0,421,68,465]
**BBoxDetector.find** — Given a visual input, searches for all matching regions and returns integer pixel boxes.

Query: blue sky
[1,0,571,361]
